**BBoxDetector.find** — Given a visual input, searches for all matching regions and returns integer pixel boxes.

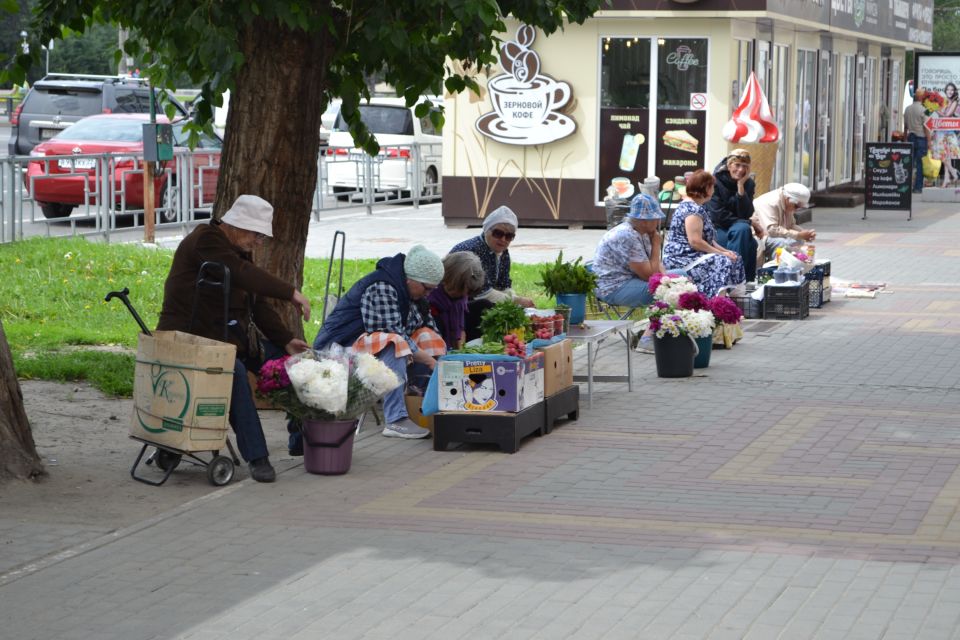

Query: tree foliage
[935,0,960,52]
[11,0,605,154]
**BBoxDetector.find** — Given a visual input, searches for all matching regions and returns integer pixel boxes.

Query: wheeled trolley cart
[106,262,242,486]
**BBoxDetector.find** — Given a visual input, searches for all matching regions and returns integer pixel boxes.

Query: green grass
[1,237,556,396]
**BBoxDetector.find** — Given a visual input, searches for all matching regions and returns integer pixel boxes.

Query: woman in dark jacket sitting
[705,148,766,281]
[450,205,535,341]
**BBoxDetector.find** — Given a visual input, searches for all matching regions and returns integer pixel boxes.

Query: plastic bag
[923,152,942,180]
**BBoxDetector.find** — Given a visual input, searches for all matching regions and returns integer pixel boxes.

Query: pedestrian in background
[904,89,930,193]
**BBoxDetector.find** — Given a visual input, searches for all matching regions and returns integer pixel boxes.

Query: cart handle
[105,287,152,336]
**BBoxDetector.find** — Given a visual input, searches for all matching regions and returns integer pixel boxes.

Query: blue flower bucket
[555,293,587,325]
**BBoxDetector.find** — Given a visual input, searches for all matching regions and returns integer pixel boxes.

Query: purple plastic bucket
[302,419,358,475]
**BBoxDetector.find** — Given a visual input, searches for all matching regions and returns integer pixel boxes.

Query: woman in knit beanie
[310,244,447,440]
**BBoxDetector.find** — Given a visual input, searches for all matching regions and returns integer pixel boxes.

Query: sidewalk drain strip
[743,320,786,333]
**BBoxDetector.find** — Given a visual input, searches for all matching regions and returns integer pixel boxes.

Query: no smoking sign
[690,93,707,110]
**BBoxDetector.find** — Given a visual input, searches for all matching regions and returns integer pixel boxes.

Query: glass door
[839,54,855,182]
[771,44,789,188]
[853,54,866,182]
[816,51,834,190]
[597,36,654,202]
[866,56,878,142]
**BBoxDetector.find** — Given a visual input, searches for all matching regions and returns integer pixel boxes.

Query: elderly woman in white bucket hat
[157,194,312,483]
[751,183,817,262]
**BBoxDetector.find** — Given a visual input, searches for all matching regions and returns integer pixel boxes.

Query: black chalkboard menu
[864,142,914,220]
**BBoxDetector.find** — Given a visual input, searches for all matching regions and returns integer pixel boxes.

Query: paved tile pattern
[3,201,960,638]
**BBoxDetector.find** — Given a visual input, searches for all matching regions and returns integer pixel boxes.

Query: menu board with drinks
[864,142,913,219]
[598,107,649,202]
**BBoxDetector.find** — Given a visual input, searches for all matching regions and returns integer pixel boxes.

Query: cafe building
[441,0,933,226]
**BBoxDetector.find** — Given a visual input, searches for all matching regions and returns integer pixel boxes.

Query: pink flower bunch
[648,272,666,294]
[257,356,292,394]
[678,291,709,311]
[707,296,743,325]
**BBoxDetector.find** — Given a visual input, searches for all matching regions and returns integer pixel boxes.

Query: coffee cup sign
[475,25,577,145]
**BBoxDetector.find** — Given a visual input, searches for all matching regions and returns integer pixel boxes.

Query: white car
[325,97,442,200]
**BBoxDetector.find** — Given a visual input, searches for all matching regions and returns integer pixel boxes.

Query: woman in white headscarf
[751,183,816,261]
[450,205,535,341]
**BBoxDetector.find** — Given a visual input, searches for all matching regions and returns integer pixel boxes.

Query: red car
[25,113,221,221]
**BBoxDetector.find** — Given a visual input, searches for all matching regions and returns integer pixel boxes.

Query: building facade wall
[442,4,930,226]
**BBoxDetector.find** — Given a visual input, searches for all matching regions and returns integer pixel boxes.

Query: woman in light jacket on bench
[751,183,817,263]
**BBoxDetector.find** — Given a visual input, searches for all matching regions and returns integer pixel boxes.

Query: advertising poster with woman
[916,53,960,187]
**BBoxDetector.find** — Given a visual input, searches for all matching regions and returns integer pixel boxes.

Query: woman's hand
[285,338,310,354]
[513,296,535,308]
[292,290,312,322]
[724,250,740,262]
[412,349,437,371]
[798,229,816,241]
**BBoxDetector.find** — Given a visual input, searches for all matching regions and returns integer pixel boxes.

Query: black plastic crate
[731,294,763,319]
[764,281,810,320]
[805,265,827,308]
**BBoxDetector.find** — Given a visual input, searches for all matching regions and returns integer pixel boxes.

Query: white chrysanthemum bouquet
[256,347,401,421]
[649,273,698,308]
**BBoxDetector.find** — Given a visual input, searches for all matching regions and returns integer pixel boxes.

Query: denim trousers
[230,356,269,463]
[716,220,758,281]
[599,268,686,308]
[909,133,928,192]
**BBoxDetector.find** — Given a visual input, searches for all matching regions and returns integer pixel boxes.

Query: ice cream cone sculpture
[723,72,782,196]
[722,72,780,144]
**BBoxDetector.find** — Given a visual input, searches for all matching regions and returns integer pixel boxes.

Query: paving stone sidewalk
[3,202,960,639]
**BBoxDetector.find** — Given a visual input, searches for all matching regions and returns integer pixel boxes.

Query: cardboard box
[131,331,236,452]
[405,394,434,432]
[437,352,544,413]
[536,339,573,397]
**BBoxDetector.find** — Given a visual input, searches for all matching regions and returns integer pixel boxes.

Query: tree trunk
[0,321,45,481]
[215,19,334,340]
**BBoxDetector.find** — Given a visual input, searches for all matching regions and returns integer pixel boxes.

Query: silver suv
[7,73,188,156]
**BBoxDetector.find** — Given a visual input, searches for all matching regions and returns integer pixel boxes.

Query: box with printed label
[437,352,544,413]
[131,330,236,452]
[536,339,573,397]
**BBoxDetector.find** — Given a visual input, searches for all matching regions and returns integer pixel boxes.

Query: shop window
[657,38,708,110]
[597,37,653,201]
[793,50,817,188]
[733,40,753,106]
[771,45,789,188]
[601,37,652,108]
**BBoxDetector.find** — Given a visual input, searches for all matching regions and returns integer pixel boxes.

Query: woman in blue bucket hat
[591,192,681,310]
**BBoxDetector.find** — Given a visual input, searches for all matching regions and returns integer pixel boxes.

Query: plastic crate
[814,259,831,276]
[804,265,827,308]
[763,281,810,320]
[731,294,763,319]
[757,265,776,283]
[605,198,630,229]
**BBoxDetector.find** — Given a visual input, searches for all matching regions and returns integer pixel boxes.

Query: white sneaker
[634,335,655,354]
[382,419,431,439]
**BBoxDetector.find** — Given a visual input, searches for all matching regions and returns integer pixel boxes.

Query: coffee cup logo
[476,25,577,146]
